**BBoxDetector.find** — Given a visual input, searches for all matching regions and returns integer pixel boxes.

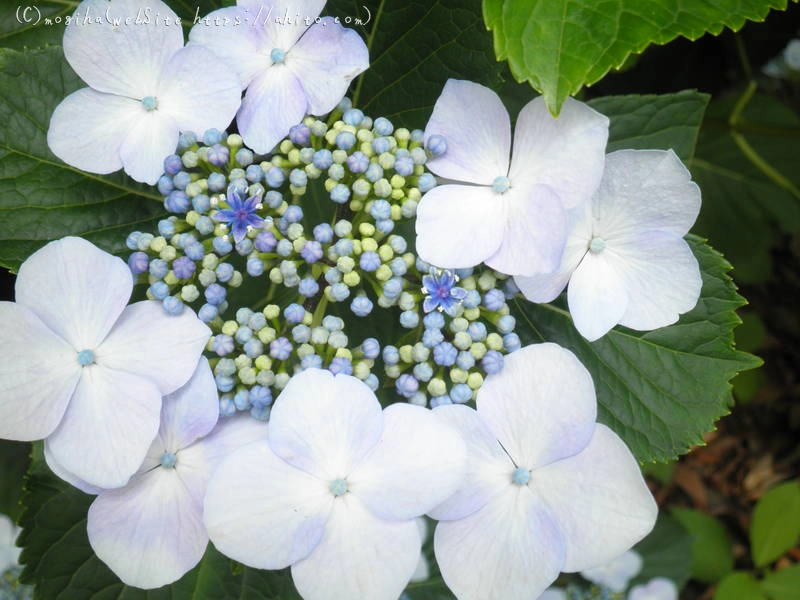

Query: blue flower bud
[450,383,472,404]
[289,168,308,187]
[165,190,190,213]
[503,333,521,352]
[400,310,419,329]
[313,149,334,170]
[373,117,393,136]
[302,354,323,370]
[413,362,433,382]
[360,338,380,360]
[292,324,311,343]
[215,262,234,282]
[482,350,504,374]
[269,337,293,361]
[467,322,487,341]
[328,163,345,181]
[205,172,225,193]
[359,251,381,272]
[198,303,218,322]
[192,194,211,213]
[309,224,331,245]
[422,327,444,348]
[289,123,311,146]
[483,289,505,311]
[157,175,174,195]
[234,389,251,411]
[247,256,265,277]
[337,97,352,111]
[203,128,225,146]
[266,167,285,188]
[387,235,407,254]
[456,350,475,370]
[215,373,235,392]
[208,144,230,167]
[426,134,447,156]
[418,173,436,192]
[284,303,306,324]
[219,395,235,416]
[382,345,400,365]
[265,190,283,208]
[235,148,254,167]
[423,312,445,330]
[497,315,516,334]
[389,257,407,276]
[365,163,384,183]
[173,171,192,190]
[128,251,149,275]
[343,108,365,127]
[394,155,414,177]
[171,256,195,279]
[245,164,264,183]
[250,385,273,408]
[346,152,369,173]
[330,184,350,204]
[463,289,481,309]
[396,374,419,398]
[411,129,424,143]
[503,278,520,298]
[185,242,205,261]
[383,278,403,299]
[334,238,353,257]
[329,356,353,375]
[178,131,197,150]
[299,277,320,298]
[244,338,264,358]
[276,239,293,256]
[252,231,275,252]
[369,200,392,221]
[325,267,342,284]
[430,395,452,408]
[164,154,182,175]
[212,334,234,357]
[149,280,169,300]
[215,358,236,376]
[148,258,168,279]
[433,341,457,366]
[376,219,394,234]
[372,137,391,154]
[205,283,227,305]
[336,131,356,151]
[351,295,373,316]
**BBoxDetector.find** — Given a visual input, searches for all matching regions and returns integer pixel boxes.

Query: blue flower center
[160,452,177,468]
[329,478,348,496]
[77,349,95,366]
[141,96,158,111]
[270,48,286,64]
[512,467,530,485]
[589,237,606,253]
[492,176,510,194]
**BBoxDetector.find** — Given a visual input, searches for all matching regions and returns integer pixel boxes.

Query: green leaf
[762,565,800,600]
[588,90,710,163]
[692,85,800,284]
[0,46,167,273]
[750,480,800,567]
[631,514,693,589]
[714,572,767,600]
[483,0,791,114]
[328,0,501,127]
[671,508,734,584]
[17,448,303,599]
[511,237,761,462]
[0,440,30,521]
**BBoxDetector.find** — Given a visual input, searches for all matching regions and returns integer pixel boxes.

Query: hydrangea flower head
[430,343,657,600]
[204,368,467,600]
[213,187,266,242]
[47,359,267,588]
[47,0,241,184]
[189,0,369,153]
[415,79,609,276]
[0,237,210,488]
[515,149,702,341]
[422,269,468,316]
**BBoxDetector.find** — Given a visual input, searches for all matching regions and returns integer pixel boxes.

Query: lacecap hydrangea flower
[204,368,467,600]
[430,343,657,600]
[515,149,702,341]
[189,0,369,153]
[580,549,643,593]
[48,359,267,588]
[416,79,609,276]
[48,0,241,184]
[0,237,210,488]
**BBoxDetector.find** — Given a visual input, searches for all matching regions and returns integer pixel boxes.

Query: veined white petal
[434,486,566,600]
[46,366,162,489]
[119,110,179,184]
[268,369,383,480]
[158,357,219,453]
[291,494,421,600]
[88,468,207,588]
[509,96,608,209]
[424,79,511,185]
[238,0,327,50]
[567,251,629,341]
[15,236,132,350]
[288,18,369,115]
[532,424,657,573]
[349,403,467,521]
[0,303,79,441]
[63,0,184,98]
[415,184,505,269]
[477,344,597,470]
[44,443,104,495]
[204,440,333,570]
[97,301,211,396]
[47,88,140,176]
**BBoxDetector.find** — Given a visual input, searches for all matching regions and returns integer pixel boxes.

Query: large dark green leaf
[328,0,501,127]
[483,0,791,114]
[0,46,166,273]
[511,237,761,462]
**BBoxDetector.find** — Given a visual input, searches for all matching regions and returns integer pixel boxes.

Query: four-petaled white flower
[189,0,369,154]
[47,0,241,184]
[46,358,267,588]
[204,368,467,600]
[0,237,210,489]
[430,343,657,600]
[581,549,643,592]
[0,514,21,573]
[515,149,702,341]
[628,577,678,600]
[416,79,609,276]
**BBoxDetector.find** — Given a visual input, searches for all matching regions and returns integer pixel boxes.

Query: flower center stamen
[589,237,606,254]
[512,467,530,485]
[270,48,286,64]
[77,349,95,366]
[160,452,177,468]
[329,478,348,496]
[492,176,510,194]
[141,96,158,111]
